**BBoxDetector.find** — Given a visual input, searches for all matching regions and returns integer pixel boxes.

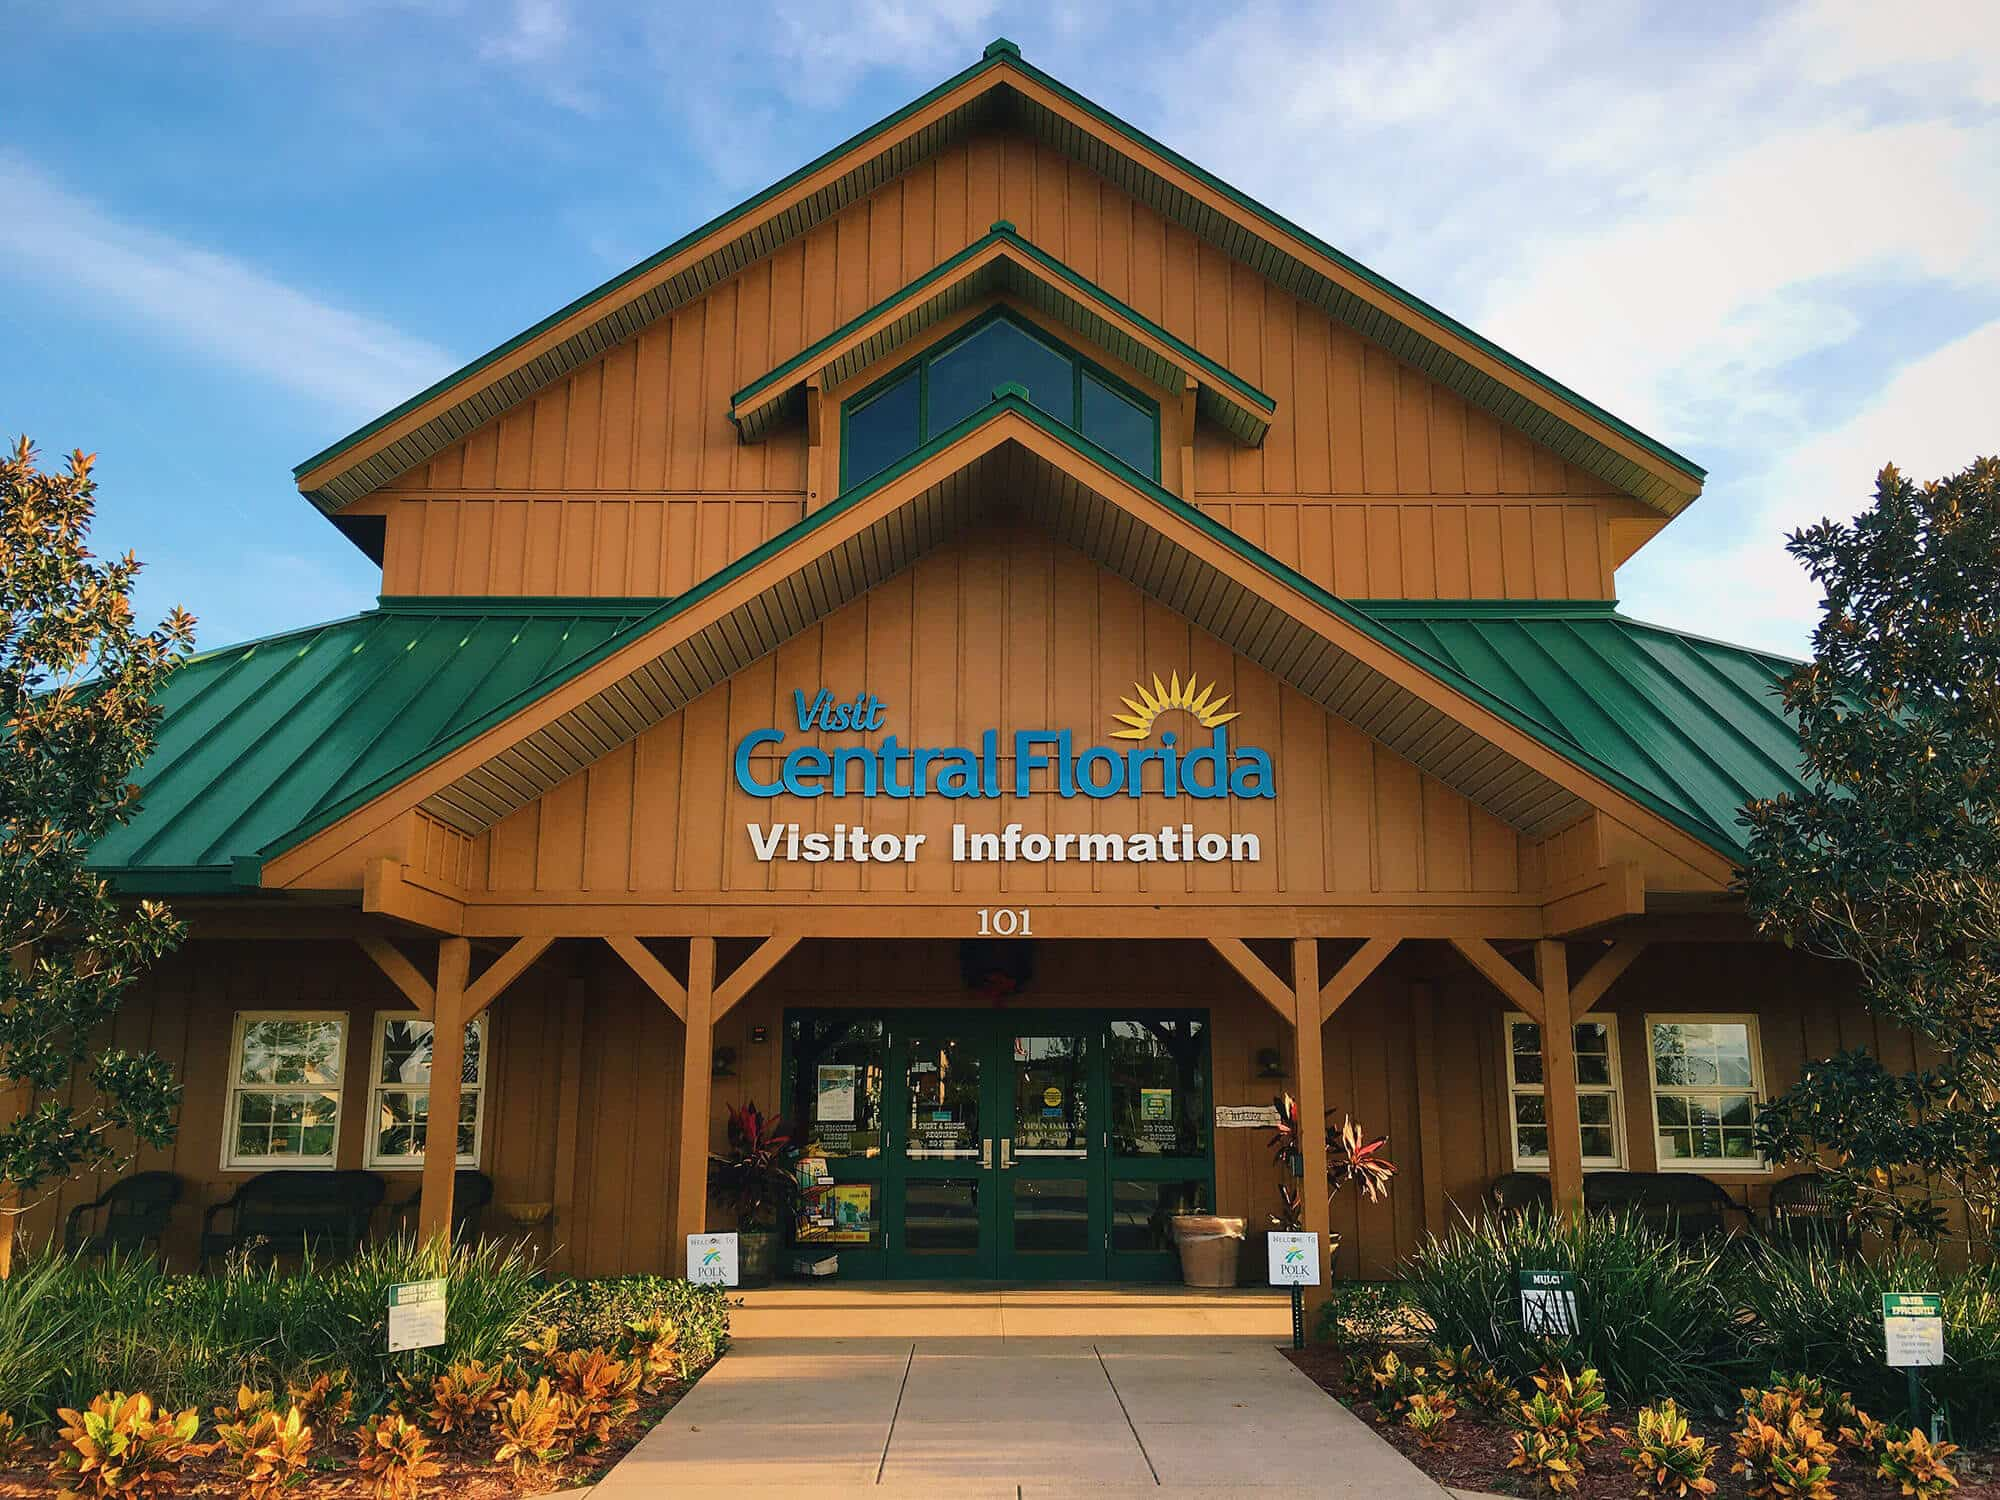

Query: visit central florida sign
[732,675,1273,867]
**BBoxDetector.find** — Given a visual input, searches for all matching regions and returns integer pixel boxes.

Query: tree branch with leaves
[1741,456,2000,1246]
[1,438,195,1256]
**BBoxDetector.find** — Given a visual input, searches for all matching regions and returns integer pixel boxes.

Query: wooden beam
[1536,939,1584,1216]
[361,857,464,933]
[1207,937,1295,1023]
[1320,937,1398,1024]
[1544,862,1645,935]
[1571,940,1648,1017]
[462,935,554,1019]
[1411,981,1447,1237]
[1177,379,1197,500]
[606,936,687,1021]
[357,937,434,1017]
[803,380,825,511]
[549,976,586,1274]
[673,938,717,1254]
[1449,937,1545,1020]
[713,934,802,1020]
[417,937,470,1243]
[1292,938,1333,1310]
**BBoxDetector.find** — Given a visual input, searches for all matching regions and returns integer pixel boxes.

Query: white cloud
[1621,319,2000,649]
[0,156,453,417]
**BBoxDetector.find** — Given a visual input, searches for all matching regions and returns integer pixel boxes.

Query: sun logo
[1109,672,1239,742]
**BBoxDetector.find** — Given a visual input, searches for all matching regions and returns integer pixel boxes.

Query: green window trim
[839,308,1162,492]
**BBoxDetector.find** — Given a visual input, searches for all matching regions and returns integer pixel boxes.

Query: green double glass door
[784,1009,1214,1282]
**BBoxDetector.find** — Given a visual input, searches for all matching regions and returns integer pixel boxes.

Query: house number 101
[976,908,1033,936]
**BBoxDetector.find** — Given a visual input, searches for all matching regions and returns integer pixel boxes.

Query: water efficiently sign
[736,682,1273,867]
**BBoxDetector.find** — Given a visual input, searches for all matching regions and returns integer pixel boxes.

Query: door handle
[1000,1138,1014,1170]
[980,1137,992,1169]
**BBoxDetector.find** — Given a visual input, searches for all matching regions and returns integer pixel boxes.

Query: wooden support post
[1411,981,1447,1236]
[1536,939,1585,1216]
[0,947,26,1278]
[550,976,586,1274]
[1292,938,1333,1323]
[673,938,717,1258]
[418,937,471,1244]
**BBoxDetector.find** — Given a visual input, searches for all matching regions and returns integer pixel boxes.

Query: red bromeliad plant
[1267,1093,1396,1229]
[708,1101,799,1231]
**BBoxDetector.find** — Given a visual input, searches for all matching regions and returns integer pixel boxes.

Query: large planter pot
[738,1229,779,1285]
[1169,1213,1245,1288]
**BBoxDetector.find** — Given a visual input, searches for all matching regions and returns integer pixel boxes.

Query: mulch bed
[1286,1345,2000,1499]
[0,1369,707,1498]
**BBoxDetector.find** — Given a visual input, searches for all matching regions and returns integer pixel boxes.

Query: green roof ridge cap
[996,50,1706,484]
[260,396,1740,876]
[300,43,1693,510]
[728,221,1274,417]
[293,45,1013,482]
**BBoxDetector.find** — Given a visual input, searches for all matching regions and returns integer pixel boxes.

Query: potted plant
[708,1100,798,1284]
[1265,1093,1396,1278]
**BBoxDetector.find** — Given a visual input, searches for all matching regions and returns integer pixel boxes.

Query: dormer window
[841,311,1160,490]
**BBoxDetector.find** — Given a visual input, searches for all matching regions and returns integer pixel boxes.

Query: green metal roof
[90,600,661,890]
[113,403,1786,894]
[729,220,1275,445]
[293,38,1703,518]
[1355,600,1805,856]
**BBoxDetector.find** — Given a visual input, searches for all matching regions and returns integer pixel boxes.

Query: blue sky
[4,0,1996,655]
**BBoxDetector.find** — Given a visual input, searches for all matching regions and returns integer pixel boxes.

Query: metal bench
[64,1170,182,1258]
[1765,1171,1859,1253]
[1488,1171,1553,1215]
[388,1168,495,1243]
[1583,1170,1746,1242]
[201,1169,386,1265]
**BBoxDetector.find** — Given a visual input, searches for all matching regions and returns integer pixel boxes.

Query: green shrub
[1402,1210,1744,1406]
[543,1276,732,1366]
[1732,1241,2000,1443]
[1312,1278,1419,1349]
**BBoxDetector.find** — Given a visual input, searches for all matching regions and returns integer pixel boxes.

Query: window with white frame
[366,1015,487,1169]
[224,1012,347,1169]
[1646,1016,1763,1169]
[1504,1014,1623,1170]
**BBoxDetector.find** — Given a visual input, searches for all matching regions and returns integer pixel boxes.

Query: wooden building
[53,40,1881,1284]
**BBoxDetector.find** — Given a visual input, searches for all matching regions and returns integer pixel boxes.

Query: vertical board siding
[374,132,1626,601]
[32,938,1872,1279]
[467,525,1524,899]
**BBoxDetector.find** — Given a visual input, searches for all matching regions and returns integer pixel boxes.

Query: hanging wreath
[959,938,1034,1001]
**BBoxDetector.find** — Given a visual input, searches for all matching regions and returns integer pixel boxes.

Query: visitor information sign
[386,1279,447,1353]
[687,1232,740,1287]
[1267,1231,1321,1287]
[1519,1270,1580,1337]
[1883,1293,1944,1367]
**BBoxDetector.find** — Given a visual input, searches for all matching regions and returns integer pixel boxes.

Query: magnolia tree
[1741,457,2000,1245]
[1,438,194,1260]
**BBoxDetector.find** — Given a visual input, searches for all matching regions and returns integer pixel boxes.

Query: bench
[65,1171,182,1258]
[1583,1170,1747,1243]
[1765,1171,1859,1253]
[201,1169,386,1265]
[388,1169,495,1243]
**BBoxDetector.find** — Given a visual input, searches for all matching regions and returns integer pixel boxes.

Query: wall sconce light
[1254,1047,1285,1079]
[713,1045,739,1078]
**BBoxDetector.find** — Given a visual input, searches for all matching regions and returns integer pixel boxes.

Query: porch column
[417,937,471,1243]
[1291,939,1333,1299]
[1535,940,1585,1216]
[673,937,717,1254]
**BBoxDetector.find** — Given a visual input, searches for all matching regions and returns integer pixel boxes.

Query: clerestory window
[841,311,1161,489]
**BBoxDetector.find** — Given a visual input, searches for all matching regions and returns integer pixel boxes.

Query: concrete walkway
[593,1335,1447,1498]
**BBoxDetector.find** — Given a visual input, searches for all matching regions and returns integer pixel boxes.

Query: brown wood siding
[468,524,1526,901]
[374,130,1633,602]
[27,937,1879,1280]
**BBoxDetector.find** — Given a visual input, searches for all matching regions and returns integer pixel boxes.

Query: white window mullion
[223,1012,347,1171]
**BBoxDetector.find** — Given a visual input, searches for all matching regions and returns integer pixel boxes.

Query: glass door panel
[998,1028,1105,1278]
[886,1027,998,1277]
[786,1016,888,1273]
[1105,1017,1214,1281]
